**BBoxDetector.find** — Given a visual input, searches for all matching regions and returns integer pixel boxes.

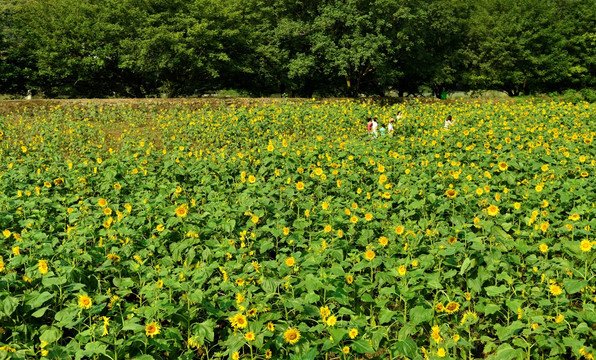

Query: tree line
[0,0,594,98]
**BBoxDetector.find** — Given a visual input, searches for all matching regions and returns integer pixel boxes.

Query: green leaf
[84,342,107,356]
[32,306,49,318]
[114,277,134,289]
[493,344,524,360]
[122,319,145,332]
[195,320,215,342]
[495,321,524,341]
[409,306,433,325]
[378,308,397,324]
[484,304,501,315]
[39,326,62,343]
[391,338,417,358]
[26,291,54,308]
[3,296,19,316]
[328,328,347,344]
[460,257,474,275]
[55,308,78,326]
[352,339,375,354]
[485,285,508,297]
[563,279,588,294]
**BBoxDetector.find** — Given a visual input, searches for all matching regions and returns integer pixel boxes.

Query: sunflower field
[0,99,595,360]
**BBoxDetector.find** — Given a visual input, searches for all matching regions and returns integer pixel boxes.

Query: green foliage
[0,0,594,97]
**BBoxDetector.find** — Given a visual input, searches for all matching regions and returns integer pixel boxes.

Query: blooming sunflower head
[283,328,301,345]
[580,240,592,252]
[175,204,188,217]
[445,189,457,199]
[445,301,460,314]
[78,294,92,309]
[285,257,295,267]
[145,321,160,338]
[487,205,499,216]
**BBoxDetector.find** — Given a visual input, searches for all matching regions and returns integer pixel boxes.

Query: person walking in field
[387,118,395,135]
[367,118,373,137]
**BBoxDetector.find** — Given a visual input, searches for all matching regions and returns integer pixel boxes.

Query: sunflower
[98,198,108,207]
[487,205,499,216]
[244,331,255,341]
[285,257,295,267]
[320,305,331,320]
[265,349,272,359]
[430,325,442,343]
[325,315,337,327]
[568,214,580,221]
[445,301,460,314]
[175,204,188,217]
[78,295,92,309]
[346,275,353,284]
[378,236,388,247]
[283,328,301,345]
[445,189,457,199]
[107,253,120,261]
[364,250,375,261]
[145,321,160,338]
[398,264,406,276]
[38,259,48,275]
[296,181,305,190]
[342,346,350,354]
[230,313,248,329]
[580,240,592,252]
[395,225,404,235]
[549,284,562,296]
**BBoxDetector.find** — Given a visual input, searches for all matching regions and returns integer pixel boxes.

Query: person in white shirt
[387,118,395,135]
[371,118,378,138]
[444,115,454,129]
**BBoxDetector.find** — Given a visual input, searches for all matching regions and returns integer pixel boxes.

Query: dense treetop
[0,0,594,98]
